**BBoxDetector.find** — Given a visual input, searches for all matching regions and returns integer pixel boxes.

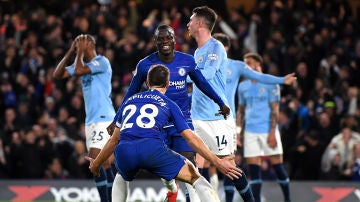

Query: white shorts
[193,118,236,156]
[243,129,283,158]
[85,121,112,151]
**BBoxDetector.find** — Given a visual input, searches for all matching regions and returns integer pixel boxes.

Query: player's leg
[246,157,262,202]
[176,160,220,202]
[112,172,129,202]
[174,132,201,202]
[86,122,114,202]
[266,130,291,202]
[194,119,254,202]
[209,164,219,191]
[88,147,110,202]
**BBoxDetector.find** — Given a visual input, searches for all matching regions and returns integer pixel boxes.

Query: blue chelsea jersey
[121,51,198,123]
[66,55,115,125]
[115,89,189,139]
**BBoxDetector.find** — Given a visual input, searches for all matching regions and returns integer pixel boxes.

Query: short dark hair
[243,52,263,66]
[154,24,175,39]
[192,6,217,32]
[147,64,170,88]
[213,33,230,48]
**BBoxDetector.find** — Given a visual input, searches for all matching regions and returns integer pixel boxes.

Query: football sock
[273,163,291,202]
[112,173,129,202]
[223,175,235,202]
[232,166,255,202]
[161,178,178,193]
[210,173,219,191]
[94,166,108,202]
[105,168,114,202]
[248,164,262,202]
[185,182,201,202]
[198,168,210,182]
[193,176,220,202]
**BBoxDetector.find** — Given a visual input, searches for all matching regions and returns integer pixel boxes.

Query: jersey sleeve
[268,84,281,102]
[189,68,225,107]
[237,84,246,105]
[65,65,75,77]
[240,64,285,84]
[198,44,224,80]
[87,57,108,73]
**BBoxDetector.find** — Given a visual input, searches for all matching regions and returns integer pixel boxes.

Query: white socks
[112,173,129,202]
[185,182,201,202]
[210,173,219,191]
[192,176,220,202]
[161,178,178,193]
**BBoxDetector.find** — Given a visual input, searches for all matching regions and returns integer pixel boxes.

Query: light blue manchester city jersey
[238,80,280,133]
[66,55,115,125]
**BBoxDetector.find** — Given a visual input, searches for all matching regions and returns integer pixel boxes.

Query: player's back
[116,89,176,140]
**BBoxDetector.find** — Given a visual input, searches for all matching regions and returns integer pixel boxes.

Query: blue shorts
[114,138,186,181]
[163,123,195,153]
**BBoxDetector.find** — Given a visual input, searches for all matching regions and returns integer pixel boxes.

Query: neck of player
[150,86,167,94]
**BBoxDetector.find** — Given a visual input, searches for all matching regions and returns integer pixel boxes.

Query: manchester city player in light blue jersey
[86,64,242,202]
[53,34,115,202]
[187,6,297,202]
[107,24,229,202]
[212,33,295,202]
[238,53,291,202]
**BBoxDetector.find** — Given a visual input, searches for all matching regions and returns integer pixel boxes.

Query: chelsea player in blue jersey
[87,64,242,202]
[238,53,291,202]
[187,6,297,202]
[107,24,229,202]
[53,34,115,202]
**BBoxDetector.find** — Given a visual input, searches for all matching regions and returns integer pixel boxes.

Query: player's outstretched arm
[283,72,297,85]
[180,129,242,179]
[86,127,120,176]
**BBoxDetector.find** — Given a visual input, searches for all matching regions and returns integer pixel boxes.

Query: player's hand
[267,130,277,149]
[106,122,115,136]
[217,156,242,180]
[216,105,230,120]
[75,34,87,53]
[283,73,297,85]
[85,156,101,176]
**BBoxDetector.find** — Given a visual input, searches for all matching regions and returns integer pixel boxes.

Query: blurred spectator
[321,127,360,180]
[44,156,69,179]
[67,140,92,179]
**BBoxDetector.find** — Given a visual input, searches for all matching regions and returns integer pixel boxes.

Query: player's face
[187,14,199,37]
[244,57,261,72]
[155,29,175,57]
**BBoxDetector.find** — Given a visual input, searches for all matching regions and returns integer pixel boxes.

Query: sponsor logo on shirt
[169,80,186,89]
[207,53,218,61]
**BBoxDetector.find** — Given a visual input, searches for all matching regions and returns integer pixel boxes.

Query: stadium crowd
[0,0,360,182]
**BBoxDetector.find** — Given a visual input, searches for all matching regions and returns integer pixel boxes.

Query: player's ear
[145,80,150,88]
[165,81,170,89]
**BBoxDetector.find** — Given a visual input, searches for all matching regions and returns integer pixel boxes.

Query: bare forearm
[269,102,279,130]
[93,129,120,167]
[53,50,73,79]
[182,130,220,166]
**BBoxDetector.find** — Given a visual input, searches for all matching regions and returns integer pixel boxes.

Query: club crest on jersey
[197,56,203,63]
[178,67,186,76]
[208,53,218,61]
[259,87,265,93]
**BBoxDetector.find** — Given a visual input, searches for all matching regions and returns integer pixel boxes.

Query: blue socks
[198,168,210,182]
[224,176,235,202]
[248,164,262,202]
[95,167,109,202]
[106,168,114,202]
[232,166,255,202]
[273,163,291,202]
